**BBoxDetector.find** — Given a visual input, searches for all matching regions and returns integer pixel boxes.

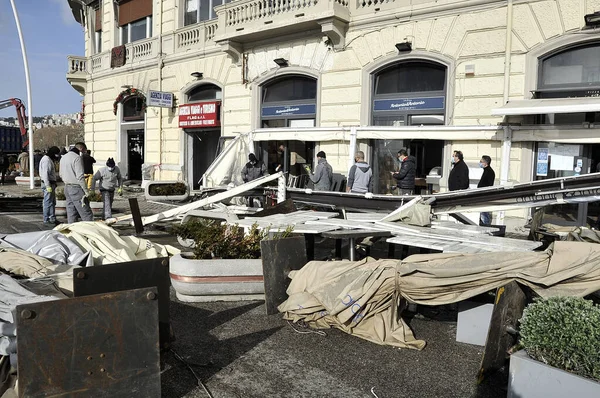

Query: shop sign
[148,91,174,108]
[373,96,445,111]
[261,104,316,117]
[178,101,220,128]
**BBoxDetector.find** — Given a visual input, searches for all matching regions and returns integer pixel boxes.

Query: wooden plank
[345,212,387,222]
[478,282,528,382]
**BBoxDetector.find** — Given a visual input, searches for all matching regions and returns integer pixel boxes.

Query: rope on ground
[286,320,327,336]
[171,348,214,398]
[371,387,380,398]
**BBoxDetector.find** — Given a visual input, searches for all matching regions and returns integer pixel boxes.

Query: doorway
[127,130,144,181]
[187,129,221,190]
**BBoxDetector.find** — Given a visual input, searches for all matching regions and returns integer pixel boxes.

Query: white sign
[148,90,174,108]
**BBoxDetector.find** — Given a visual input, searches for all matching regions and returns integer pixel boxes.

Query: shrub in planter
[519,296,600,381]
[55,188,66,200]
[149,182,187,196]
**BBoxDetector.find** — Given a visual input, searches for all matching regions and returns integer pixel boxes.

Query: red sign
[178,101,221,128]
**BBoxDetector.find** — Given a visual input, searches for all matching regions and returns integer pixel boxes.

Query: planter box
[55,200,103,217]
[145,180,189,202]
[509,350,600,398]
[170,253,264,302]
[15,176,40,186]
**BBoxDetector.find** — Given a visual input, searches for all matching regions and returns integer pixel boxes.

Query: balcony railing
[175,20,219,52]
[215,0,350,43]
[67,56,87,74]
[126,37,158,63]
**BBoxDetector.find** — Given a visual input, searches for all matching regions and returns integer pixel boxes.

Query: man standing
[92,158,123,220]
[305,151,332,191]
[448,150,470,191]
[392,149,416,195]
[477,155,496,226]
[60,142,93,224]
[39,146,61,226]
[82,149,96,189]
[0,150,8,186]
[347,151,373,193]
[241,153,267,182]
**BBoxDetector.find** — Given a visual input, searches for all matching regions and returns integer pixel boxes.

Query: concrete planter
[170,253,264,302]
[145,181,189,202]
[509,350,600,398]
[15,176,40,186]
[55,200,102,217]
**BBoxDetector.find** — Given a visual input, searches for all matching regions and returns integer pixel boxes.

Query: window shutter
[118,0,153,26]
[95,4,102,32]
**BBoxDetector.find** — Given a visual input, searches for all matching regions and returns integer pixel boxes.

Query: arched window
[188,83,222,102]
[261,75,317,128]
[539,42,600,94]
[122,96,145,121]
[372,61,447,126]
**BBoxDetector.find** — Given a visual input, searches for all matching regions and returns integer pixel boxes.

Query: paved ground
[0,181,512,397]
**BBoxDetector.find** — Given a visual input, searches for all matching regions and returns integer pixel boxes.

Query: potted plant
[55,188,67,216]
[508,296,600,397]
[145,180,189,202]
[15,172,41,186]
[87,191,104,217]
[169,220,293,302]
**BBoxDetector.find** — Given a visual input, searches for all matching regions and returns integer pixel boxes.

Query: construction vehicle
[0,98,28,154]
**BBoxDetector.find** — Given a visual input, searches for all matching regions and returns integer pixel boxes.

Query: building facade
[66,0,600,219]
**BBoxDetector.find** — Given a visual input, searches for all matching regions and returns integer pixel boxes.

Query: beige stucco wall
[79,0,597,183]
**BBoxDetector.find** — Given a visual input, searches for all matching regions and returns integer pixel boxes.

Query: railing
[90,53,104,73]
[67,56,87,74]
[126,37,157,63]
[175,20,219,52]
[223,0,319,27]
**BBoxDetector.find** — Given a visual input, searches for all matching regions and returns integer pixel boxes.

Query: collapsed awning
[491,97,600,116]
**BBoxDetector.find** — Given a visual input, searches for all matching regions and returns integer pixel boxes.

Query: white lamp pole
[9,0,35,190]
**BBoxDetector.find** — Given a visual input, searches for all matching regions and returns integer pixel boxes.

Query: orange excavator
[0,98,28,149]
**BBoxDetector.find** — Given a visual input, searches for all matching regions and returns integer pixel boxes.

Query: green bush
[169,219,293,260]
[519,296,600,381]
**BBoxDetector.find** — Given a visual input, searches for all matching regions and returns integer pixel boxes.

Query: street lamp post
[9,0,35,190]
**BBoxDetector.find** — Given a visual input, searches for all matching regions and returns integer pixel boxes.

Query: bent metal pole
[9,0,35,189]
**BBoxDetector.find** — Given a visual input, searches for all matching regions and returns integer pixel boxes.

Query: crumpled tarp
[278,257,425,350]
[540,223,600,243]
[397,241,600,305]
[54,222,179,266]
[280,241,600,349]
[1,230,92,267]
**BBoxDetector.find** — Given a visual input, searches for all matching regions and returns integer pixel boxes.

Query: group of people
[39,142,123,227]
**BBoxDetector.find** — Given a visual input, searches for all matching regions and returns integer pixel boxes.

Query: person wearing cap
[241,153,266,183]
[39,146,61,226]
[92,158,123,220]
[60,142,94,224]
[305,151,333,191]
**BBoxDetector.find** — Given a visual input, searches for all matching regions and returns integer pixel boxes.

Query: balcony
[214,0,350,58]
[66,55,88,95]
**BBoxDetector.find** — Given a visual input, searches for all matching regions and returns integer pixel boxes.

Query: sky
[0,0,84,117]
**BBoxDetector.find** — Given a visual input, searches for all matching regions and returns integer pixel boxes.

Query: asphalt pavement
[0,181,509,398]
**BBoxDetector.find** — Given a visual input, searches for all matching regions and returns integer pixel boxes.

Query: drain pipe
[498,0,514,224]
[157,0,164,180]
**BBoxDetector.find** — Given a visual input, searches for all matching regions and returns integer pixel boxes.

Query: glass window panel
[263,76,317,103]
[541,44,600,88]
[375,62,446,95]
[212,0,223,19]
[130,18,147,43]
[200,0,210,21]
[121,24,128,45]
[372,115,405,127]
[409,115,444,125]
[123,97,144,120]
[188,84,222,102]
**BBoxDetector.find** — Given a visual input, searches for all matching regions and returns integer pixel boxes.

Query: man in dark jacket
[392,149,416,195]
[81,150,96,189]
[347,151,373,193]
[241,153,266,182]
[0,149,9,186]
[477,155,495,225]
[448,150,470,191]
[306,151,333,191]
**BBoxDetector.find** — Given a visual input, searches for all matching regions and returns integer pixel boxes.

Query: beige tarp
[279,257,425,350]
[280,241,600,349]
[54,222,179,266]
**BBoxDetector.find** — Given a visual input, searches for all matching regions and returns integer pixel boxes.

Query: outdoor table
[320,229,393,261]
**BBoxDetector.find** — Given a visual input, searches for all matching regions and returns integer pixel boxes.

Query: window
[120,17,152,45]
[94,3,102,53]
[184,0,232,25]
[539,43,600,92]
[95,31,102,54]
[374,62,446,95]
[188,84,222,102]
[262,76,317,103]
[122,97,145,121]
